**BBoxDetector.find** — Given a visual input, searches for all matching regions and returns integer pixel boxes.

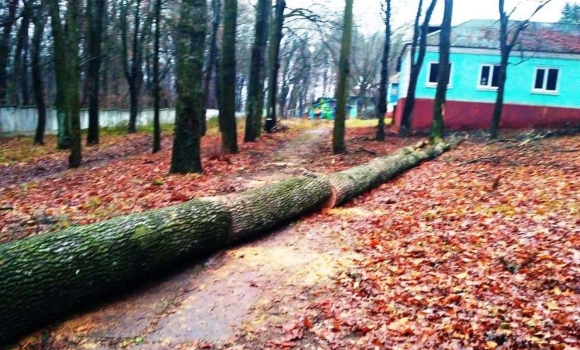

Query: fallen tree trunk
[206,176,332,243]
[326,142,449,208]
[0,139,458,345]
[0,200,231,344]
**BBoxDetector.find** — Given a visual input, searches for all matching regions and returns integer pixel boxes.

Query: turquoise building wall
[413,50,580,108]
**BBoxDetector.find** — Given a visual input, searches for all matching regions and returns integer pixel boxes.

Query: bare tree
[86,0,107,145]
[490,0,552,139]
[333,0,354,154]
[265,0,286,133]
[400,0,438,136]
[218,0,238,153]
[376,0,391,141]
[244,0,271,142]
[170,0,207,173]
[0,0,19,104]
[430,0,452,144]
[32,0,46,145]
[202,0,221,136]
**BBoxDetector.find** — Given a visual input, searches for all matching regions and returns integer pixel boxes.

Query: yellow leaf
[455,272,468,280]
[546,300,560,310]
[486,341,498,349]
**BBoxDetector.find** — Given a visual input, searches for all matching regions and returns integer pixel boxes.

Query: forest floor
[2,122,580,349]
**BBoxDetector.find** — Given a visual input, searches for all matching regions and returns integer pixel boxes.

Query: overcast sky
[288,0,580,34]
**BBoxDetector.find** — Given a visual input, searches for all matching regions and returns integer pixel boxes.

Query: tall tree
[399,0,438,136]
[32,0,46,145]
[202,0,221,136]
[12,0,32,105]
[48,0,70,149]
[66,0,82,168]
[244,0,272,142]
[121,0,153,133]
[333,0,354,154]
[430,0,452,144]
[86,0,107,145]
[218,0,238,153]
[265,0,286,133]
[376,0,391,141]
[152,0,162,153]
[170,0,207,173]
[490,0,552,139]
[0,0,18,104]
[560,2,580,24]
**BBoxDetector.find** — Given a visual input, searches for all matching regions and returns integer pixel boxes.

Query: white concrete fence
[0,107,242,135]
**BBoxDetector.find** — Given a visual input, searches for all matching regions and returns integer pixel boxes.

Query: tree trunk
[333,0,354,154]
[49,0,71,149]
[244,0,271,142]
[87,0,107,145]
[12,1,31,106]
[326,141,450,208]
[400,0,437,136]
[0,0,18,104]
[202,0,221,136]
[491,0,510,140]
[169,0,207,174]
[218,0,238,154]
[0,139,459,345]
[265,0,285,133]
[66,0,82,168]
[32,0,46,145]
[491,55,508,139]
[0,199,231,345]
[376,0,391,141]
[429,0,452,144]
[152,0,161,153]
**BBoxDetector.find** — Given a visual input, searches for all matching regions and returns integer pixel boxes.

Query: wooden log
[206,176,332,243]
[0,200,231,344]
[325,142,452,208]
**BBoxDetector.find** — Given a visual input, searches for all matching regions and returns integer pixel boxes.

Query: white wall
[0,107,243,135]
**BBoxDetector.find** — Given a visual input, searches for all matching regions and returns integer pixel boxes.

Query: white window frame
[477,64,501,90]
[532,67,560,95]
[426,61,453,88]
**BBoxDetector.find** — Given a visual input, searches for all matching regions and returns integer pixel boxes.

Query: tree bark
[0,0,18,104]
[12,1,31,106]
[66,0,82,168]
[333,0,354,154]
[202,0,221,136]
[430,0,452,144]
[490,0,552,139]
[152,0,161,153]
[169,0,207,174]
[48,0,71,149]
[244,0,271,142]
[326,141,450,208]
[400,0,437,136]
[32,0,46,145]
[0,199,231,345]
[218,0,238,154]
[0,139,459,345]
[87,0,107,145]
[376,0,391,141]
[265,0,285,133]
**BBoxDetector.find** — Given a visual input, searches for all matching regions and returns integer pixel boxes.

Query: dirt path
[13,127,355,350]
[227,129,330,191]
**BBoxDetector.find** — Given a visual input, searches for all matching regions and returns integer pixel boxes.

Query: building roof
[426,19,580,54]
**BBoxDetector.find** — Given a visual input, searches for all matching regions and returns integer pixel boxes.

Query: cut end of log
[322,186,339,209]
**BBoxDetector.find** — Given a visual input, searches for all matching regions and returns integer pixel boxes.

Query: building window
[478,64,500,88]
[427,62,452,86]
[533,68,559,92]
